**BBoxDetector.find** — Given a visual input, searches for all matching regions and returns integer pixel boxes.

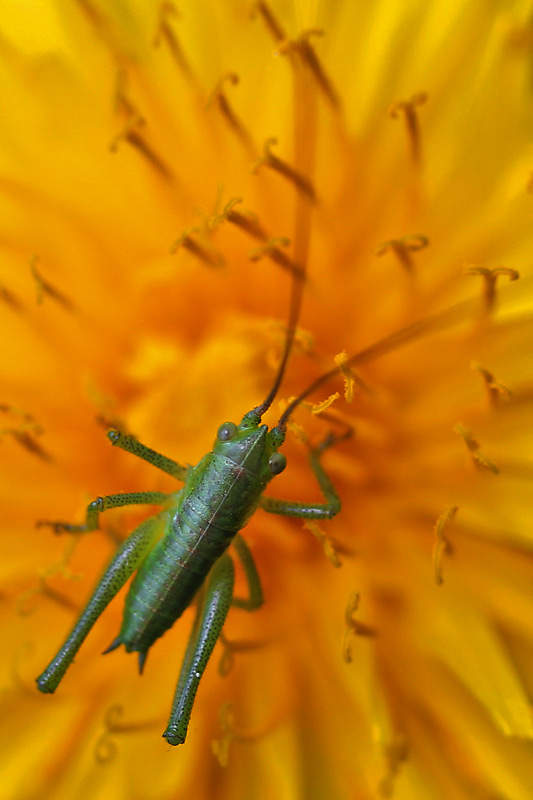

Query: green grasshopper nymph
[35,251,353,745]
[35,278,475,745]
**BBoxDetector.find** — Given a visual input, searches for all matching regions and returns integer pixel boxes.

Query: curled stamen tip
[464,263,520,312]
[170,227,200,253]
[248,236,290,261]
[432,505,458,585]
[207,72,240,108]
[109,114,145,152]
[251,137,277,173]
[388,92,428,117]
[454,423,499,474]
[343,591,376,661]
[463,263,519,281]
[471,362,512,403]
[275,27,324,55]
[207,197,243,230]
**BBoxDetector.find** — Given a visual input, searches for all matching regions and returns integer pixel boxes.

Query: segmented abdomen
[117,452,266,656]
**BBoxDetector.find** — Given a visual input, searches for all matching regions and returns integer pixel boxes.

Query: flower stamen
[463,263,520,314]
[342,592,376,663]
[0,284,24,313]
[212,702,283,766]
[248,237,302,277]
[0,403,51,461]
[375,234,429,277]
[334,350,364,402]
[303,520,341,567]
[171,227,225,268]
[217,631,268,677]
[212,199,303,276]
[251,1,286,44]
[388,93,428,167]
[276,30,340,110]
[379,734,409,798]
[31,256,75,312]
[209,198,266,238]
[208,73,256,156]
[310,393,340,415]
[454,423,499,474]
[432,505,458,586]
[94,705,160,764]
[471,362,512,406]
[110,116,173,181]
[253,137,317,200]
[153,2,194,81]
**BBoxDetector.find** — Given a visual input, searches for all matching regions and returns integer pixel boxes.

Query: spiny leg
[37,511,169,693]
[108,430,189,481]
[163,553,235,746]
[37,491,175,534]
[259,427,352,520]
[231,534,263,611]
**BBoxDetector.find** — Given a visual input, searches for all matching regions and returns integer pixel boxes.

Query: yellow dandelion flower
[1,1,533,799]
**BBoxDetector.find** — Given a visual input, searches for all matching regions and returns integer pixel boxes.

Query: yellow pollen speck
[432,505,458,586]
[311,392,340,414]
[334,350,359,402]
[303,519,341,567]
[287,418,308,444]
[454,423,500,474]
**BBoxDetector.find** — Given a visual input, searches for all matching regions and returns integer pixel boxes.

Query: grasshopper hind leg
[163,553,235,746]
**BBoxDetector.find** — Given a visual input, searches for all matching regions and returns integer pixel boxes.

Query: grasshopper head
[212,413,287,481]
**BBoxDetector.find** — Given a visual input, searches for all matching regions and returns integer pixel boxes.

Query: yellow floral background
[1,1,533,798]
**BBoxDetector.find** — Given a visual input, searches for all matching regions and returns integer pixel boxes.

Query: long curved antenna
[248,54,318,423]
[276,294,485,430]
[249,267,305,420]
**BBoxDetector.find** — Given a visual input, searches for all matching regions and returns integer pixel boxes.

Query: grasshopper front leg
[37,511,169,693]
[259,429,351,520]
[37,491,174,534]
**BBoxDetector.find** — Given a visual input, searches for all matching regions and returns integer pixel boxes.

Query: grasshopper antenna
[248,265,306,422]
[276,293,486,431]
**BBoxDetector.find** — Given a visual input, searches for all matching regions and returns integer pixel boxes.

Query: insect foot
[35,519,78,534]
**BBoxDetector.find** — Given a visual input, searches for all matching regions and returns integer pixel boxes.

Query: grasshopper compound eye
[268,452,287,475]
[217,421,238,442]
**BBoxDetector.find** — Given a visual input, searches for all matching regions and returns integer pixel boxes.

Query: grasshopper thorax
[212,413,287,482]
